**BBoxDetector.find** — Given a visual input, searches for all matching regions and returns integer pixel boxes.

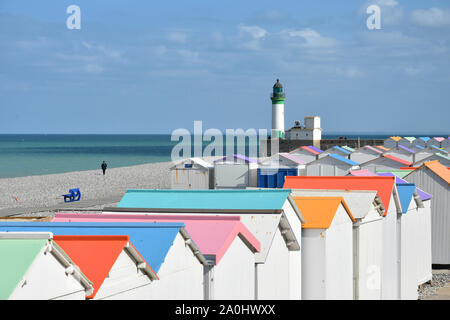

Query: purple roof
[307,145,323,153]
[214,154,258,163]
[377,172,432,201]
[398,145,416,154]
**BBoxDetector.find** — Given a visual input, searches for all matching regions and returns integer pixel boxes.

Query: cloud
[411,8,450,27]
[238,25,268,39]
[168,32,188,44]
[282,28,337,48]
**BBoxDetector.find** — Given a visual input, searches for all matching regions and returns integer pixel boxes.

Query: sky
[0,0,449,134]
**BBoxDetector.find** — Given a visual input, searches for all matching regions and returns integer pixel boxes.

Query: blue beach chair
[62,188,81,202]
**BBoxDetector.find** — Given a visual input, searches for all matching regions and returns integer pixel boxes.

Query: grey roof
[273,79,283,88]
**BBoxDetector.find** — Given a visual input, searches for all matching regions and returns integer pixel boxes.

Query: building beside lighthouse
[270,78,322,148]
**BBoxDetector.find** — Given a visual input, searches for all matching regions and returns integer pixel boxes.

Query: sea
[0,133,446,179]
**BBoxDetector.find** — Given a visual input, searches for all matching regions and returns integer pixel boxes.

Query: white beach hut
[441,137,450,149]
[427,137,446,148]
[385,145,416,163]
[319,146,352,159]
[360,155,412,173]
[105,189,305,300]
[412,137,430,148]
[290,189,384,300]
[289,145,322,164]
[413,153,450,167]
[0,232,93,300]
[170,157,214,189]
[349,145,383,164]
[305,154,360,176]
[384,136,402,148]
[284,175,401,300]
[214,154,258,188]
[293,196,355,300]
[398,137,416,148]
[414,147,438,163]
[404,161,450,266]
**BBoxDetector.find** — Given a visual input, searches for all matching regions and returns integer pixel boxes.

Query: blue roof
[328,153,359,166]
[414,145,424,150]
[396,184,416,214]
[332,146,351,155]
[118,189,292,210]
[0,222,183,273]
[377,173,432,201]
[419,137,430,142]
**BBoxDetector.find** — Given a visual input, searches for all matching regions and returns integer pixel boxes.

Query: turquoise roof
[396,184,416,214]
[118,189,292,211]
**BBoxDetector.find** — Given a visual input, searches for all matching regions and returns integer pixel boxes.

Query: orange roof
[376,145,390,151]
[284,176,396,216]
[53,235,154,299]
[293,197,355,229]
[390,136,403,141]
[422,160,450,184]
[382,154,412,166]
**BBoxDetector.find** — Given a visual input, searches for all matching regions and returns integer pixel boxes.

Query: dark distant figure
[101,161,107,175]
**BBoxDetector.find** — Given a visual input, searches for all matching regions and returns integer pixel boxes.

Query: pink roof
[383,155,412,166]
[348,169,377,176]
[53,213,260,264]
[433,137,445,142]
[364,145,383,154]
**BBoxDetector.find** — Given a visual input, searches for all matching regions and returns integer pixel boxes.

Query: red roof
[284,176,396,216]
[53,235,154,299]
[382,155,412,166]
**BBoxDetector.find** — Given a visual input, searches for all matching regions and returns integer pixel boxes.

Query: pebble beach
[0,160,175,212]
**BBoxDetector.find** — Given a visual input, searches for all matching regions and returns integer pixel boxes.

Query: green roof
[403,137,416,142]
[0,239,47,299]
[376,170,413,179]
[342,146,355,152]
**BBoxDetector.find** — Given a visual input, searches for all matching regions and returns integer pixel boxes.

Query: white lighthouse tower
[271,79,285,139]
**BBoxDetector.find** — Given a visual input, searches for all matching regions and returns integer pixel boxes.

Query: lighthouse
[271,79,285,139]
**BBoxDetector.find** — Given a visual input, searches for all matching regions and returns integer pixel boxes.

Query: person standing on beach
[101,161,107,175]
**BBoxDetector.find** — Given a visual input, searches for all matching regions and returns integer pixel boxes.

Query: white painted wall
[325,205,354,300]
[399,200,419,300]
[289,150,317,164]
[350,151,380,164]
[360,158,406,173]
[272,103,285,134]
[256,227,290,300]
[301,228,326,299]
[94,249,154,300]
[213,236,255,300]
[10,246,87,300]
[381,195,399,300]
[354,210,383,300]
[150,232,204,300]
[416,200,432,285]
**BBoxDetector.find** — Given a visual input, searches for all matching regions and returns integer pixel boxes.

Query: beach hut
[0,232,93,300]
[360,155,412,173]
[428,137,446,148]
[384,136,402,148]
[107,188,305,300]
[289,146,322,164]
[414,147,438,163]
[385,146,416,163]
[284,175,402,300]
[293,197,355,300]
[319,146,352,159]
[54,214,260,300]
[258,153,306,188]
[412,137,430,148]
[404,161,450,266]
[170,157,214,189]
[52,235,158,300]
[305,154,359,176]
[399,137,416,148]
[290,189,384,300]
[349,145,383,164]
[413,153,450,167]
[214,154,258,188]
[375,145,390,153]
[378,173,433,286]
[0,222,208,300]
[430,145,449,155]
[441,137,450,149]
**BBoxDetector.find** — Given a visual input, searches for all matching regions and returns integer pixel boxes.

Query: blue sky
[0,0,449,134]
